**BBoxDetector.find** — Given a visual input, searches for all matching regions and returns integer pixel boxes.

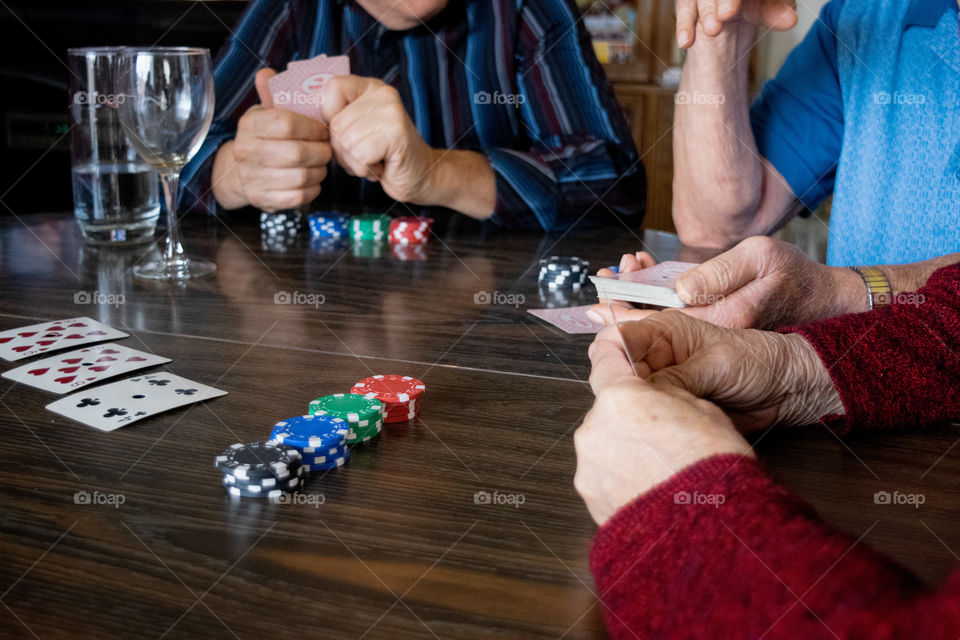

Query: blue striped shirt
[181,0,646,230]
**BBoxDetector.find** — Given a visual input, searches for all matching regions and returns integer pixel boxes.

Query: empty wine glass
[117,47,216,280]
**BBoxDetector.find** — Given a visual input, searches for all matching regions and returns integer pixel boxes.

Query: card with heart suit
[528,305,604,335]
[0,317,128,362]
[46,372,228,432]
[269,55,350,121]
[2,343,171,394]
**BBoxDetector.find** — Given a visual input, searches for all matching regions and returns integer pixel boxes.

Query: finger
[255,68,278,109]
[588,329,643,393]
[635,252,657,269]
[588,303,654,326]
[259,185,323,212]
[596,268,616,278]
[619,253,647,273]
[675,240,762,306]
[320,75,386,122]
[699,0,722,36]
[252,166,327,191]
[716,0,741,20]
[615,310,715,372]
[245,108,330,142]
[743,0,798,30]
[676,0,698,47]
[250,140,333,168]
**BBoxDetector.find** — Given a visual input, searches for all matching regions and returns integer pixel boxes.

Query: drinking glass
[116,47,216,280]
[68,47,161,245]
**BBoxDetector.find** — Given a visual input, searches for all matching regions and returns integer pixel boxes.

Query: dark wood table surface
[1,212,958,640]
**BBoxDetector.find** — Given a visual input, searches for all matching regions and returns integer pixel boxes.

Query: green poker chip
[309,393,383,424]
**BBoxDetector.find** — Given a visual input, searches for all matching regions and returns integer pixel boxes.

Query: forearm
[420,149,495,220]
[592,455,935,639]
[673,23,797,247]
[882,253,960,298]
[211,141,251,211]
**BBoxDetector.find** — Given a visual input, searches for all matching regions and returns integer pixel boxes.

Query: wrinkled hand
[575,330,753,526]
[590,310,844,433]
[321,76,439,205]
[675,0,797,48]
[592,236,865,330]
[224,68,333,211]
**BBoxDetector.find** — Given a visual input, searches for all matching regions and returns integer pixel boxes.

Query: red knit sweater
[590,263,960,639]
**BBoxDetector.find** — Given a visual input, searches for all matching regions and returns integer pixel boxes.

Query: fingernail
[677,29,690,47]
[676,273,705,303]
[619,254,630,272]
[586,309,605,324]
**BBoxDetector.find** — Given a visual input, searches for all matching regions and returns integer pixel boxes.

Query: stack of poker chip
[308,212,350,239]
[350,214,391,243]
[309,393,384,443]
[269,414,350,471]
[260,211,303,237]
[388,217,433,245]
[350,375,425,424]
[538,256,590,291]
[216,441,304,500]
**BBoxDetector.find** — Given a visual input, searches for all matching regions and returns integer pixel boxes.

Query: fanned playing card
[0,317,128,362]
[2,343,170,394]
[269,54,350,121]
[528,305,604,335]
[589,261,698,308]
[46,373,227,431]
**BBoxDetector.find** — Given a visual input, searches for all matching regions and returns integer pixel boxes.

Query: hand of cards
[590,261,698,308]
[268,54,351,121]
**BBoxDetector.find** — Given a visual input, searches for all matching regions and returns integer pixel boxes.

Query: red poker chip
[388,217,433,246]
[351,375,425,404]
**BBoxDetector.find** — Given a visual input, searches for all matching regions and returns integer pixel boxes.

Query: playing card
[0,317,128,362]
[589,261,699,308]
[2,343,171,394]
[46,373,227,432]
[528,305,604,334]
[269,55,350,121]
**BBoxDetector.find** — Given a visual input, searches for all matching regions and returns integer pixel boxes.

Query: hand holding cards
[268,55,350,121]
[590,261,699,308]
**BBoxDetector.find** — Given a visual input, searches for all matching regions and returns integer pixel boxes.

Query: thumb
[255,68,278,109]
[675,242,761,306]
[648,353,713,397]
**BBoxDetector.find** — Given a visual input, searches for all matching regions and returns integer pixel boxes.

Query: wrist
[779,333,845,424]
[827,265,873,317]
[420,149,495,219]
[211,141,250,210]
[683,20,757,79]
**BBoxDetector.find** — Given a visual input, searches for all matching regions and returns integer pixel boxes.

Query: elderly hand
[212,69,333,212]
[320,76,440,205]
[590,310,844,433]
[675,0,797,48]
[575,329,753,526]
[592,236,869,330]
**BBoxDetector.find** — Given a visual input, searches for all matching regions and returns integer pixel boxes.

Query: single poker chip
[351,375,425,404]
[215,441,303,483]
[303,455,347,472]
[270,414,349,450]
[223,475,302,499]
[309,394,383,424]
[302,445,350,465]
[222,469,303,492]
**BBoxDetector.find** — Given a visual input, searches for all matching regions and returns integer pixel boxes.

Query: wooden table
[1,212,958,639]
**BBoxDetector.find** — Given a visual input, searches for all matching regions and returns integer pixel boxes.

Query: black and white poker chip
[215,441,303,483]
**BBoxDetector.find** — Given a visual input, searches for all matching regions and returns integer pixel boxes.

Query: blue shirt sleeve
[750,0,845,211]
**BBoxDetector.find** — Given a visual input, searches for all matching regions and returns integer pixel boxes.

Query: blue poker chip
[270,414,349,450]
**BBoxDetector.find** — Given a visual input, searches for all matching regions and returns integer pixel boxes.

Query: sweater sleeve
[779,263,960,435]
[591,454,960,640]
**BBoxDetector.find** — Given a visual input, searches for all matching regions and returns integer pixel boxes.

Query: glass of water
[116,47,216,280]
[68,47,161,246]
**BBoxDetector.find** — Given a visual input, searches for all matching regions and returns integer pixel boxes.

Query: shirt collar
[903,0,958,30]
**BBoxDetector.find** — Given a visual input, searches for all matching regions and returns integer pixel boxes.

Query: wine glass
[117,47,216,280]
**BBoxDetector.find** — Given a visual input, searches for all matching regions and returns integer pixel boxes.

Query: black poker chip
[215,441,302,483]
[222,474,303,499]
[538,256,589,289]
